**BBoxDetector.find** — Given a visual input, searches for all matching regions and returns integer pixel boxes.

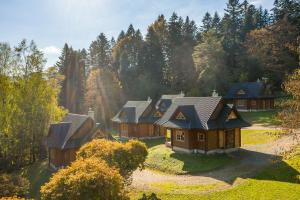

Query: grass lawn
[131,145,300,200]
[240,111,280,126]
[241,129,285,146]
[144,140,236,174]
[19,160,53,199]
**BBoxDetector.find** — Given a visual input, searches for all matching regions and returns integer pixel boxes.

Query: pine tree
[201,12,212,32]
[212,12,221,31]
[222,0,243,81]
[89,33,111,68]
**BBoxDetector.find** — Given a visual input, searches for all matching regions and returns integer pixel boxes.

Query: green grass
[145,144,236,174]
[241,129,285,146]
[131,145,300,200]
[19,160,53,199]
[240,111,280,126]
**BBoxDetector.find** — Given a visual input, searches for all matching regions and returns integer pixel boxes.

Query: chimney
[212,89,219,97]
[180,91,185,97]
[88,108,95,120]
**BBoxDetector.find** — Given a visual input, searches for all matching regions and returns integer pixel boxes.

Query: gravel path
[132,132,300,189]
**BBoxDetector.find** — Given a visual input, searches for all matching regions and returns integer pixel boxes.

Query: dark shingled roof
[46,113,94,149]
[111,100,152,123]
[157,97,250,130]
[157,97,222,129]
[225,82,273,99]
[155,93,185,113]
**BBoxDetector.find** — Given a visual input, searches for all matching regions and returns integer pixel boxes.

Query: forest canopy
[54,0,300,125]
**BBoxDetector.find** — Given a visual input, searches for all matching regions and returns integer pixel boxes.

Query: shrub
[40,158,128,200]
[0,173,29,198]
[77,139,148,179]
[139,193,161,200]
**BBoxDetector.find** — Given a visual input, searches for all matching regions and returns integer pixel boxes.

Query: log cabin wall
[206,130,219,150]
[50,148,78,168]
[235,128,241,147]
[171,129,191,149]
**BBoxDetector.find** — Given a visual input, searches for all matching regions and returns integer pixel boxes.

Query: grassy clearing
[145,144,236,174]
[131,145,300,200]
[19,160,53,199]
[241,129,285,146]
[240,111,280,126]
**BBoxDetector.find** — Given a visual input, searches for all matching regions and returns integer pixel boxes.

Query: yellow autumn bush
[40,158,128,200]
[77,139,148,179]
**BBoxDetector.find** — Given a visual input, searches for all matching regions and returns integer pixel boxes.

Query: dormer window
[237,89,246,95]
[227,111,237,120]
[154,111,162,118]
[176,112,186,120]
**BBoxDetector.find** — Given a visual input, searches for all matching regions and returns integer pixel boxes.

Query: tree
[40,158,128,200]
[89,33,111,68]
[76,139,148,181]
[278,68,300,129]
[222,0,243,76]
[246,19,299,86]
[201,12,212,32]
[85,68,124,126]
[0,40,65,170]
[193,29,229,95]
[56,45,86,113]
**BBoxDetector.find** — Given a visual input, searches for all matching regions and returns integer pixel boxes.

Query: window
[176,130,185,141]
[237,89,246,95]
[236,99,247,107]
[227,111,237,120]
[176,112,186,120]
[197,133,205,141]
[153,111,162,118]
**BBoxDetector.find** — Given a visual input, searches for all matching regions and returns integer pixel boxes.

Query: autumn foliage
[77,139,148,179]
[40,158,128,200]
[40,139,147,199]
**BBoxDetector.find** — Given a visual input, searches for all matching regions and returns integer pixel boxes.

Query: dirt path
[131,132,300,190]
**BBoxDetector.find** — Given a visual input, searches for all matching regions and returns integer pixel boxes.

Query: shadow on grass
[170,152,236,174]
[21,161,53,199]
[174,149,299,185]
[142,138,165,148]
[240,111,280,126]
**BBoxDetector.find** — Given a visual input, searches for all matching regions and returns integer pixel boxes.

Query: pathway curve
[131,132,300,190]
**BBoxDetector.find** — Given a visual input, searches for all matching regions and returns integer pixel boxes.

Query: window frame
[176,130,185,142]
[197,132,205,142]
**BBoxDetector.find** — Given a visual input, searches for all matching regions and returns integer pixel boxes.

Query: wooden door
[197,132,205,150]
[225,129,235,148]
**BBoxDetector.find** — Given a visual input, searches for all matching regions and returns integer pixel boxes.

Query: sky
[0,0,274,67]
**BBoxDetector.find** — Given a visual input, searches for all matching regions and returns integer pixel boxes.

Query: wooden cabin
[224,81,275,111]
[46,113,104,170]
[112,93,184,139]
[111,99,158,138]
[156,97,250,154]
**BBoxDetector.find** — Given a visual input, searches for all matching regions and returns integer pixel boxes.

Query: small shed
[46,113,104,169]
